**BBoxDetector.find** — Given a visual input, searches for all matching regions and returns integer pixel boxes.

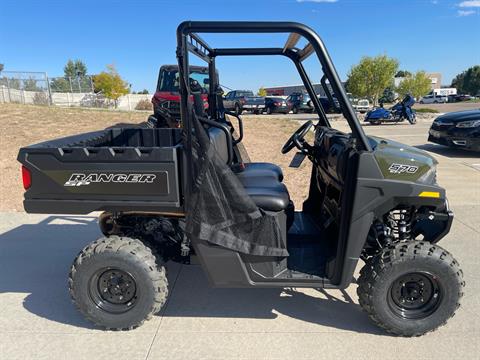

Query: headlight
[417,165,437,184]
[456,120,480,128]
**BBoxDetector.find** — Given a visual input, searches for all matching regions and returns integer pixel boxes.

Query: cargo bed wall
[18,128,184,215]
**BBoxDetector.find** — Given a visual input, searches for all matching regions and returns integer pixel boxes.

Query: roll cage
[176,21,372,196]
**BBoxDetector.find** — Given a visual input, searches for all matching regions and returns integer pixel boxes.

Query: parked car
[223,90,265,115]
[353,99,371,113]
[454,94,474,102]
[419,94,448,104]
[264,96,289,114]
[317,96,340,113]
[428,109,480,151]
[286,92,313,113]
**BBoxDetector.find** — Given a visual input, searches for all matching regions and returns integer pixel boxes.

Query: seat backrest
[208,126,229,165]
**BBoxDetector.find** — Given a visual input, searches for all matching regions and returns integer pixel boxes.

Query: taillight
[274,102,281,106]
[22,166,31,190]
[240,98,246,104]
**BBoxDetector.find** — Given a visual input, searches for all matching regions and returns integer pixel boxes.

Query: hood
[434,109,480,124]
[369,136,437,182]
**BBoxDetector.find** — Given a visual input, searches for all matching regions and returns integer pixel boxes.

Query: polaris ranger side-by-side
[18,21,464,336]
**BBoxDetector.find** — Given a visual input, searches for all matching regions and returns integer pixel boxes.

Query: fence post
[45,72,53,106]
[6,77,11,102]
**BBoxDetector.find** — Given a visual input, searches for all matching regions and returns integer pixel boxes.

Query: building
[426,73,442,90]
[394,72,442,91]
[264,83,329,97]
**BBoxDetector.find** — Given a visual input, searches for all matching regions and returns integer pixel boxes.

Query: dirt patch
[1,104,311,212]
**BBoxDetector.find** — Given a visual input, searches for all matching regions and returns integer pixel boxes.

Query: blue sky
[1,0,479,92]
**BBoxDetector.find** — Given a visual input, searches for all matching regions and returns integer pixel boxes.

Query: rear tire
[266,107,272,114]
[292,106,298,114]
[357,241,464,337]
[69,236,168,330]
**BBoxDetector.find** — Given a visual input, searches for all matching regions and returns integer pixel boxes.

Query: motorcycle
[365,95,417,125]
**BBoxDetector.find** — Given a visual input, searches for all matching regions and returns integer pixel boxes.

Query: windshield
[236,90,254,97]
[157,69,209,93]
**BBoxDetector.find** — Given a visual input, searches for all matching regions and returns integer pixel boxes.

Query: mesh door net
[185,111,288,257]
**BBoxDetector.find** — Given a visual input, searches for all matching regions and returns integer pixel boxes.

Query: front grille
[431,121,454,130]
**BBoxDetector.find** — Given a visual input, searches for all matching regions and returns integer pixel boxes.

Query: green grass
[415,108,439,113]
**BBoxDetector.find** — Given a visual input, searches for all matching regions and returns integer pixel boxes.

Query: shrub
[33,92,50,105]
[135,99,153,111]
[415,108,439,113]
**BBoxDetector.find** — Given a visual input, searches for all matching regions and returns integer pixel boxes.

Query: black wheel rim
[89,268,138,314]
[388,272,442,320]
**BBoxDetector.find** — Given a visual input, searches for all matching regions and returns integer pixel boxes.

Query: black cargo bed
[18,128,184,215]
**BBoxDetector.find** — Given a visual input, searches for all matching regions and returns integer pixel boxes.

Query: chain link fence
[0,71,151,111]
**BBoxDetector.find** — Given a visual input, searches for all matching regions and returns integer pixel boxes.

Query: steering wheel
[281,120,313,154]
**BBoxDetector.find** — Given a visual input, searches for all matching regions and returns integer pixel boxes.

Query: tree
[64,59,88,78]
[0,63,4,73]
[396,71,432,99]
[23,77,40,91]
[50,59,91,93]
[346,55,399,106]
[93,64,129,107]
[451,65,480,95]
[257,87,267,97]
[139,89,149,94]
[395,70,412,78]
[379,87,397,103]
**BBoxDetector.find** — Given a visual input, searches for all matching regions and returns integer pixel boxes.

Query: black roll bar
[176,21,373,198]
[177,21,371,151]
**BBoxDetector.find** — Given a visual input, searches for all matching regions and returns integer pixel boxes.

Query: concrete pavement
[0,116,479,359]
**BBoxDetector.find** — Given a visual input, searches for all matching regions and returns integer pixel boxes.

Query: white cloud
[431,0,438,4]
[297,0,338,3]
[458,1,480,7]
[457,9,476,15]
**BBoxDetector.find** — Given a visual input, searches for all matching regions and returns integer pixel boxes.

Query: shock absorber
[388,208,413,241]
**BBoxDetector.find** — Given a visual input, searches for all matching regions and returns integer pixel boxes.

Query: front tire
[69,236,168,330]
[357,241,464,336]
[292,106,298,114]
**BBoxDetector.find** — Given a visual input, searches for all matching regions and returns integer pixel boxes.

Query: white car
[419,94,448,104]
[354,99,371,113]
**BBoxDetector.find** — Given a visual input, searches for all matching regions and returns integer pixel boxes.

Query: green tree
[139,89,149,94]
[396,71,432,99]
[64,59,88,78]
[452,65,480,95]
[257,86,267,97]
[0,63,4,73]
[346,55,399,106]
[23,77,40,91]
[395,70,412,78]
[49,77,71,92]
[93,64,129,107]
[50,59,91,93]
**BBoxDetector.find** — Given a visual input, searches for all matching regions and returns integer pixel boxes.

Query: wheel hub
[89,267,138,314]
[389,272,442,319]
[98,269,136,304]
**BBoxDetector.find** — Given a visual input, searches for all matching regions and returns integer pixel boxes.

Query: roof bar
[298,43,314,62]
[214,48,285,56]
[283,32,301,52]
[190,33,213,54]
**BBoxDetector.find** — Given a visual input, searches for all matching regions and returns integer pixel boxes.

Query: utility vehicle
[18,21,464,336]
[150,64,209,127]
